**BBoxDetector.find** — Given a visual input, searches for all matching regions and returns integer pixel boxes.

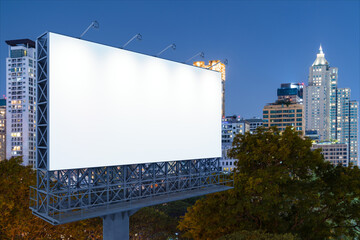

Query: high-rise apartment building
[311,142,348,167]
[263,103,304,135]
[194,60,226,117]
[5,39,37,167]
[263,83,304,135]
[0,99,6,160]
[304,46,358,166]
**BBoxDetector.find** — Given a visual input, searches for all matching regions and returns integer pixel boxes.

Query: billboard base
[103,210,138,240]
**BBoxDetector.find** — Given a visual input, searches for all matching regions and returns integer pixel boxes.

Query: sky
[0,0,359,119]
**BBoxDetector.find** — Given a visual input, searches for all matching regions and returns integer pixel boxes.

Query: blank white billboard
[47,32,221,170]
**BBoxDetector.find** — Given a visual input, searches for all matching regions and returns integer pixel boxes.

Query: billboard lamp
[207,59,228,69]
[121,33,142,49]
[79,21,99,39]
[185,51,204,63]
[156,43,176,57]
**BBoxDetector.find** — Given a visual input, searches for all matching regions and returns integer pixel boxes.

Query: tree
[218,230,298,240]
[130,207,178,240]
[178,127,360,240]
[0,157,102,239]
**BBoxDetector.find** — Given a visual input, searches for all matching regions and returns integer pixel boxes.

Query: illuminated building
[311,142,349,167]
[277,83,304,103]
[263,82,304,135]
[222,115,249,147]
[194,60,226,117]
[245,118,263,134]
[221,115,246,172]
[304,45,358,166]
[220,116,264,171]
[0,99,6,160]
[263,103,304,135]
[5,39,36,167]
[304,45,336,141]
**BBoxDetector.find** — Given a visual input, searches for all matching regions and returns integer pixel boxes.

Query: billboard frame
[31,32,232,239]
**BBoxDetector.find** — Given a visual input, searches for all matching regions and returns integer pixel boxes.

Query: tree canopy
[178,127,360,240]
[218,230,298,240]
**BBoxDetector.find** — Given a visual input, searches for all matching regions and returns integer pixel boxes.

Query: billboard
[47,32,222,170]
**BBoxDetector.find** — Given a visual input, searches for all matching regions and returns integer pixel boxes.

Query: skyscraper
[194,60,226,117]
[5,39,37,167]
[304,46,336,141]
[304,45,358,166]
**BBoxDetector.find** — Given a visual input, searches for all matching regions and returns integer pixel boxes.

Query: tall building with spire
[304,45,335,141]
[304,45,358,166]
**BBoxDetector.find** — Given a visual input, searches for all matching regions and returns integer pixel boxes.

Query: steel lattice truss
[30,32,232,225]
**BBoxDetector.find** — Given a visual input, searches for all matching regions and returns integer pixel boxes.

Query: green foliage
[178,127,360,240]
[218,230,299,240]
[154,197,202,219]
[130,207,178,239]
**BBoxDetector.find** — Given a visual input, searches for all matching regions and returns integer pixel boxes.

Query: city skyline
[0,1,359,119]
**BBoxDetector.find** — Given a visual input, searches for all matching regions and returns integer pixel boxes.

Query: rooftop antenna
[207,59,228,69]
[156,43,176,57]
[79,21,99,39]
[121,33,142,49]
[185,51,204,63]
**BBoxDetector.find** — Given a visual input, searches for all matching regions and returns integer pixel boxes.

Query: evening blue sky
[0,0,359,118]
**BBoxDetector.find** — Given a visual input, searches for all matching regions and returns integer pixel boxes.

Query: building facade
[222,115,249,147]
[263,82,304,134]
[311,143,348,167]
[263,103,304,135]
[221,146,236,172]
[0,99,6,160]
[244,118,263,134]
[277,83,304,104]
[304,46,358,166]
[5,39,37,167]
[220,115,251,172]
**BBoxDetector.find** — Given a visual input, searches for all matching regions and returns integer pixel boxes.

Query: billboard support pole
[103,209,138,240]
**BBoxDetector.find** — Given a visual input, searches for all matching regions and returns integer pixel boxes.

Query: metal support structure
[156,43,176,57]
[30,157,232,224]
[31,32,233,239]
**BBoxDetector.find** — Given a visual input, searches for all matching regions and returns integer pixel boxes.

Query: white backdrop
[48,32,222,170]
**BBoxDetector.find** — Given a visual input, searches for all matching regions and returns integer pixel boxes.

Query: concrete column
[103,211,130,240]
